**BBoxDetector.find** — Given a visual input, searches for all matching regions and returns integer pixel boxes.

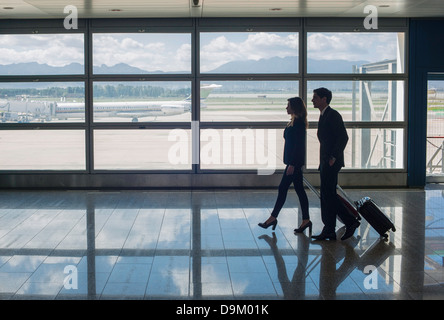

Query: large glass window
[0,19,408,180]
[305,30,407,173]
[93,33,191,74]
[0,130,85,170]
[199,128,284,173]
[0,34,84,75]
[200,81,299,122]
[307,32,405,74]
[92,81,191,123]
[307,128,404,170]
[200,32,298,73]
[306,80,404,122]
[0,82,85,123]
[94,129,191,170]
[426,79,444,178]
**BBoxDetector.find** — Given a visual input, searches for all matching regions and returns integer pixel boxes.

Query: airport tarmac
[0,119,400,172]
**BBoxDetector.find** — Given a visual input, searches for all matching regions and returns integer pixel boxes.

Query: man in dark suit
[311,87,359,241]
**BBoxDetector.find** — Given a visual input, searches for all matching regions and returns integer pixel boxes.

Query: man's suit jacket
[317,106,348,168]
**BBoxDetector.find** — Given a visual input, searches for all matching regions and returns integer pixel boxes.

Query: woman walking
[258,97,311,234]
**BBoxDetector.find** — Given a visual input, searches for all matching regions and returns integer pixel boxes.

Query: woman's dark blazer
[283,118,306,168]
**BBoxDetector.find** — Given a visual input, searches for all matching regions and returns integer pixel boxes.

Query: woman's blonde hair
[287,97,308,129]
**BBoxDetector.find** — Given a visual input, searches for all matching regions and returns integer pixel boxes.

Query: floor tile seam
[277,228,308,257]
[0,254,14,269]
[22,257,86,299]
[201,225,232,297]
[258,255,296,297]
[118,207,152,256]
[91,201,121,238]
[217,209,240,300]
[216,205,245,290]
[229,208,279,297]
[95,267,115,299]
[105,271,152,285]
[241,207,281,297]
[38,209,91,256]
[9,269,36,298]
[1,252,54,275]
[123,207,167,261]
[92,246,125,299]
[186,226,192,299]
[241,207,265,249]
[56,268,112,298]
[423,269,444,284]
[18,208,65,235]
[143,272,191,298]
[140,207,170,298]
[351,263,407,295]
[0,209,44,243]
[346,269,385,298]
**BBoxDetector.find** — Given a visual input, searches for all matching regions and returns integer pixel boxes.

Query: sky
[0,32,401,73]
[0,34,84,67]
[200,32,298,72]
[93,33,191,72]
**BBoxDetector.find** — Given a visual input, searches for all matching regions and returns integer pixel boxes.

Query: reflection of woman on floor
[258,97,311,234]
[259,233,310,299]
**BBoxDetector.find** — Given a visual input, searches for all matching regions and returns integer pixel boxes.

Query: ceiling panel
[0,0,443,19]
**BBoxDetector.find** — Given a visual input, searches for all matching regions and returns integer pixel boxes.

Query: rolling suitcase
[355,196,396,240]
[337,194,361,221]
[336,185,361,221]
[303,177,360,222]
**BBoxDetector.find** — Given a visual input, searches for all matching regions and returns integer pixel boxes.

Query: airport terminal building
[0,1,443,301]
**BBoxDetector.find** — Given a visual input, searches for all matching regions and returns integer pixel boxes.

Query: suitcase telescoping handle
[335,184,357,208]
[302,176,321,198]
[303,176,356,208]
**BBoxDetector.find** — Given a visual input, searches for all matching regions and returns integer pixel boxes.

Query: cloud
[0,34,84,67]
[200,32,401,72]
[307,32,398,62]
[93,34,191,72]
[200,32,298,72]
[0,33,191,73]
[0,32,401,73]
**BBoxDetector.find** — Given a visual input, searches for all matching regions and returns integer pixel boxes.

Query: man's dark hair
[313,87,332,105]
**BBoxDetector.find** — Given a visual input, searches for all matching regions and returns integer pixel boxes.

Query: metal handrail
[427,137,444,173]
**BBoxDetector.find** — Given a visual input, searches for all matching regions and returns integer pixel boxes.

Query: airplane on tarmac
[0,84,221,123]
[54,84,221,122]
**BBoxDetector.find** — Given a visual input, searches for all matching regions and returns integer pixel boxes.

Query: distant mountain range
[0,56,370,75]
[210,56,370,73]
[0,62,156,75]
[0,62,84,75]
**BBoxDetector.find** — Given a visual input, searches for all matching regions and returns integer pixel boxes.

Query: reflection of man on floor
[316,233,360,299]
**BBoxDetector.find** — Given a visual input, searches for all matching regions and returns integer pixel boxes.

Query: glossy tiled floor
[0,185,443,300]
